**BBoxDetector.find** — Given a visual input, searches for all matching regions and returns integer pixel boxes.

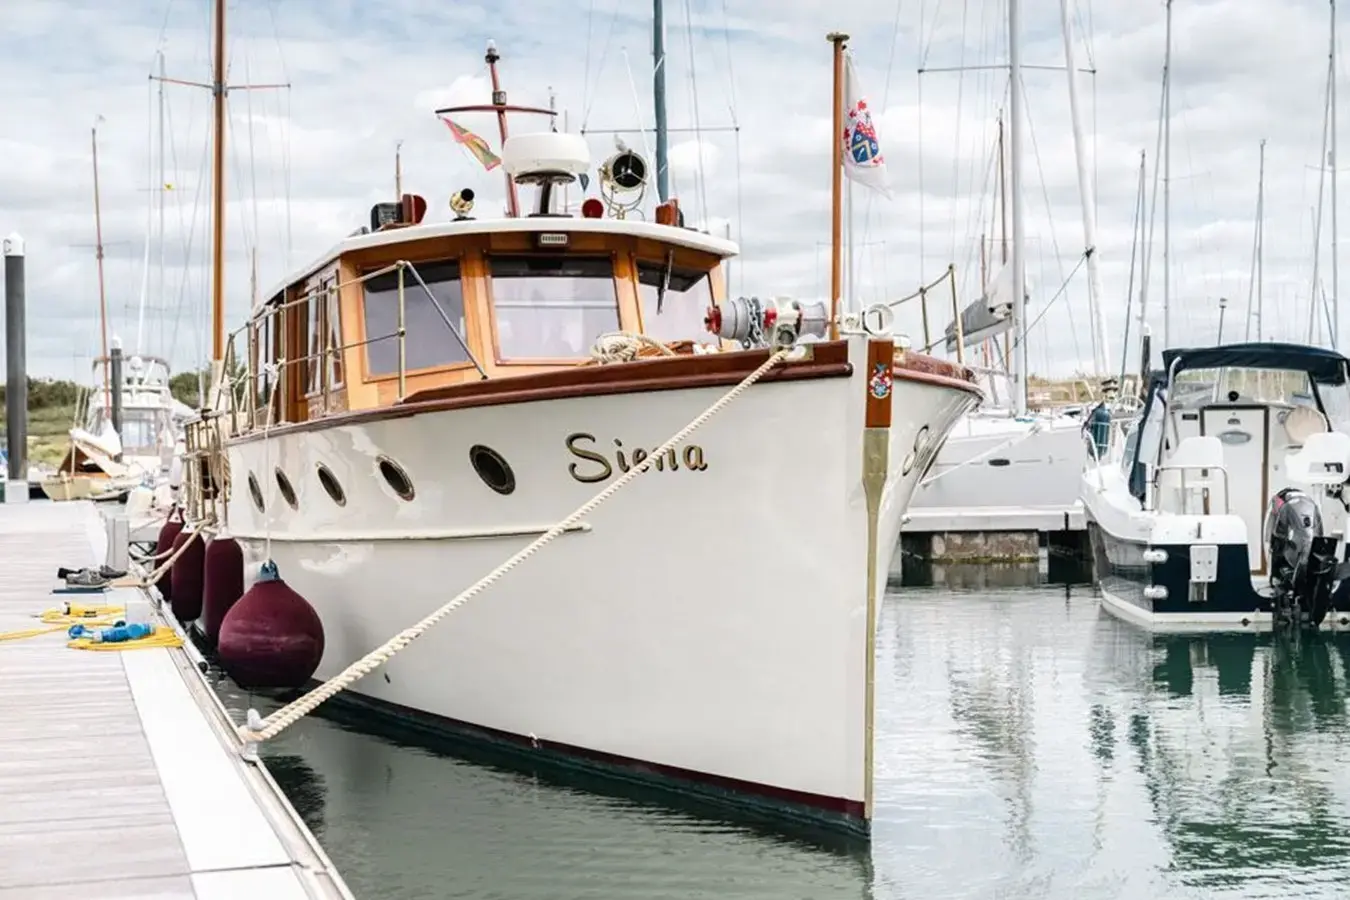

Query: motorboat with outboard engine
[1082,342,1350,632]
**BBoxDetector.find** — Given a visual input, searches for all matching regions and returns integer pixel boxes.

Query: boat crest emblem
[868,362,892,400]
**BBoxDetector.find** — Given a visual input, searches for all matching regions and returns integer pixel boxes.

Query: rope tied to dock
[237,347,794,750]
[120,524,210,590]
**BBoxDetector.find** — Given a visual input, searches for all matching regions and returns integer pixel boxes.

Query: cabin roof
[1162,342,1350,385]
[261,215,740,306]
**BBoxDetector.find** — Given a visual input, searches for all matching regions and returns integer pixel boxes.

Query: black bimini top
[1161,342,1350,385]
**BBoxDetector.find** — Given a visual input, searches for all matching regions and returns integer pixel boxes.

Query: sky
[0,0,1343,382]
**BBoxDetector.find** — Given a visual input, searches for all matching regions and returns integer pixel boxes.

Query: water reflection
[200,583,1350,899]
[1087,616,1350,895]
[206,668,872,900]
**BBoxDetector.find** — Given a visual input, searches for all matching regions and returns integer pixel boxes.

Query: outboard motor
[1265,487,1339,628]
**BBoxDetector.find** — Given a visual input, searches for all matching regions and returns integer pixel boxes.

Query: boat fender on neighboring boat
[153,511,184,604]
[169,527,206,623]
[201,533,245,646]
[217,560,325,691]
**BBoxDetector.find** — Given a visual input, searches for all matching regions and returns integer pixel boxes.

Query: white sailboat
[907,0,1106,537]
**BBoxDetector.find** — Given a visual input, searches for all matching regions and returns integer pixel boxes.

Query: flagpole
[827,32,849,341]
[846,177,855,315]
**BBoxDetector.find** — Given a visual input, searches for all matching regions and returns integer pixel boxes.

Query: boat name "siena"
[565,432,708,483]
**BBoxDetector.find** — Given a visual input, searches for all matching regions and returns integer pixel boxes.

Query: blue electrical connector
[67,622,153,642]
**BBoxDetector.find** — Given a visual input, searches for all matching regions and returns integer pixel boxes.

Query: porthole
[316,463,347,507]
[469,444,516,496]
[377,456,415,501]
[275,468,298,509]
[247,472,265,513]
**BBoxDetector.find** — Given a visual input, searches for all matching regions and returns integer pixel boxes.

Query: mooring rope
[239,347,793,748]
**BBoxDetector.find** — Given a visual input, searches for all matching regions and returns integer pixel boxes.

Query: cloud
[0,0,1344,382]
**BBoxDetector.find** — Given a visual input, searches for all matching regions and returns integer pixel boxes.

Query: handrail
[1150,461,1231,515]
[219,259,487,428]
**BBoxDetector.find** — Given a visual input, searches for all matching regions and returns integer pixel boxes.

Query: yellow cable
[0,605,127,642]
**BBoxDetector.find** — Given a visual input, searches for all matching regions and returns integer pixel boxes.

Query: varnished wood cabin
[244,194,741,430]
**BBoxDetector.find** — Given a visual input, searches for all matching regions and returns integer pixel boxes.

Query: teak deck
[0,501,349,899]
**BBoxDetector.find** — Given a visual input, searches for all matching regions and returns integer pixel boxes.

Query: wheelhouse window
[362,261,469,377]
[488,255,619,359]
[635,261,715,344]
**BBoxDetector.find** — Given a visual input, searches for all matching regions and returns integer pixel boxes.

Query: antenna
[435,42,557,219]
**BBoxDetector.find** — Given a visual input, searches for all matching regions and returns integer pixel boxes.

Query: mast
[156,50,166,354]
[1162,0,1172,349]
[91,121,111,412]
[484,42,520,218]
[395,139,403,197]
[998,114,1008,266]
[1257,139,1265,340]
[1246,139,1265,341]
[1312,58,1332,343]
[1059,0,1109,376]
[209,0,226,362]
[653,0,670,202]
[827,33,848,341]
[1008,0,1028,414]
[1331,0,1339,346]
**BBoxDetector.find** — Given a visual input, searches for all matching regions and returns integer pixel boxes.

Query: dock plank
[0,500,349,900]
[0,501,193,896]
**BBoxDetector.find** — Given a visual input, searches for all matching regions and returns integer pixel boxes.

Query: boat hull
[911,412,1087,512]
[221,341,979,832]
[1083,471,1350,633]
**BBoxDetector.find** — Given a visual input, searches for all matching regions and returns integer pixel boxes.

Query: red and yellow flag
[439,117,501,171]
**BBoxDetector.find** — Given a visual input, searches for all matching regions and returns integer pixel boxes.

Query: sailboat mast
[1059,0,1109,376]
[209,0,227,362]
[91,122,111,412]
[1331,0,1339,346]
[1246,139,1265,341]
[653,0,670,202]
[156,50,166,354]
[1008,0,1028,414]
[395,139,403,197]
[1162,0,1172,349]
[998,114,1008,265]
[1257,139,1265,340]
[827,33,848,342]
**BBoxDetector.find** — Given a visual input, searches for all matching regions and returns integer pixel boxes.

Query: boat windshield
[86,407,171,454]
[488,255,620,359]
[1171,367,1321,409]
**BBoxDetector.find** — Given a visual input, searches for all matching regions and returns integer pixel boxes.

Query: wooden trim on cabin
[228,342,852,446]
[226,341,979,447]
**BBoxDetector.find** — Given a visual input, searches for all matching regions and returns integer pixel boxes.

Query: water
[210,569,1350,899]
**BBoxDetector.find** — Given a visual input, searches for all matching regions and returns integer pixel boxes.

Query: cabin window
[254,316,276,423]
[327,281,344,388]
[305,281,323,395]
[635,261,715,344]
[488,255,619,359]
[362,261,468,377]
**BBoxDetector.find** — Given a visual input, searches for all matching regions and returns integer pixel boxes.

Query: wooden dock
[0,500,351,899]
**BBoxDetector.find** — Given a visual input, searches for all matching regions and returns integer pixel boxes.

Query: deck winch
[704,297,830,350]
[1264,487,1347,629]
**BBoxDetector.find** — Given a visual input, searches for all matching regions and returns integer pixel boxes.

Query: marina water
[210,569,1350,898]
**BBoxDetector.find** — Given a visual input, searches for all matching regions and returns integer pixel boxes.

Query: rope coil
[239,347,793,748]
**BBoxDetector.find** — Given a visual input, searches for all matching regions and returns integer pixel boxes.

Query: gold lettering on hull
[565,433,708,483]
